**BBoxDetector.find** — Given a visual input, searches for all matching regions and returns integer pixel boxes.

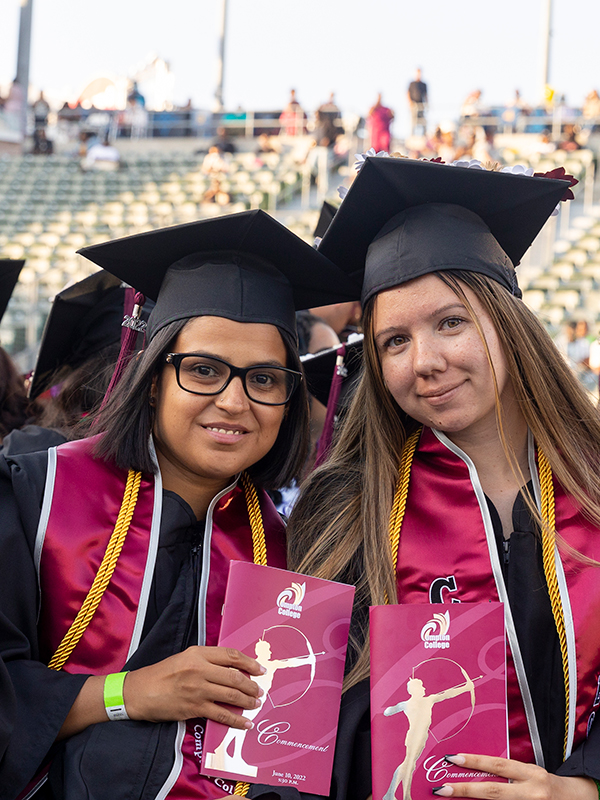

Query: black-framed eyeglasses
[164,352,302,406]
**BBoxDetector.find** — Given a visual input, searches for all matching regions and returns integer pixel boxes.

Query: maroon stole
[395,426,600,767]
[36,436,287,798]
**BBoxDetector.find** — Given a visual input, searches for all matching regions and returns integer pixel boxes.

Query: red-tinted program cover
[370,602,508,800]
[202,561,355,795]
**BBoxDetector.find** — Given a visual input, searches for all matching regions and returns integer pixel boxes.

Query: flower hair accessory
[533,165,578,214]
[338,149,400,199]
[501,164,535,176]
[354,148,390,173]
[451,159,485,170]
[452,160,537,176]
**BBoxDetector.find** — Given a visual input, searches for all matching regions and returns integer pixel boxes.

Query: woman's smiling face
[373,273,514,437]
[152,315,287,491]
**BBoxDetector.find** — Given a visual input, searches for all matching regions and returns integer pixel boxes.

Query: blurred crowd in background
[2,63,600,444]
[2,72,600,168]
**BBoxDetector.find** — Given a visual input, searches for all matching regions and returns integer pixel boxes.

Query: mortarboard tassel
[314,344,347,469]
[98,288,147,412]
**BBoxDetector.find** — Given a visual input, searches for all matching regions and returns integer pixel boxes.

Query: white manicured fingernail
[445,754,466,765]
[244,720,254,730]
[432,786,453,797]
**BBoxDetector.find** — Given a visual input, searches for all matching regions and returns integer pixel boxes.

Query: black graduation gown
[0,427,68,789]
[0,446,240,799]
[2,450,599,799]
[0,425,67,457]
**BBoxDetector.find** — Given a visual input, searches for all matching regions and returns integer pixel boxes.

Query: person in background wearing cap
[308,301,362,343]
[288,155,600,799]
[271,310,340,515]
[2,271,155,459]
[0,210,353,798]
[2,270,154,456]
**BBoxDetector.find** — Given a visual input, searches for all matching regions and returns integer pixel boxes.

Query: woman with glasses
[0,210,353,799]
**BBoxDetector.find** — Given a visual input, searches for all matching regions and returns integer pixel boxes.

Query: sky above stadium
[1,0,598,137]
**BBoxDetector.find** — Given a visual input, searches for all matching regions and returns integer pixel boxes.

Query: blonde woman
[288,157,600,800]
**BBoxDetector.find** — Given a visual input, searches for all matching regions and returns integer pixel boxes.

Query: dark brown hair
[36,342,120,437]
[0,347,39,440]
[88,318,310,489]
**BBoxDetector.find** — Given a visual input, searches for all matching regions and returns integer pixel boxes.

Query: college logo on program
[276,581,306,619]
[420,610,450,649]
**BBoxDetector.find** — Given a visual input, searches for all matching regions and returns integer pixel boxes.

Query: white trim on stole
[127,437,163,661]
[34,445,58,617]
[433,428,545,767]
[155,476,239,800]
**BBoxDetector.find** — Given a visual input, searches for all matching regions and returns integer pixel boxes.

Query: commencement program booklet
[370,603,508,800]
[202,561,355,795]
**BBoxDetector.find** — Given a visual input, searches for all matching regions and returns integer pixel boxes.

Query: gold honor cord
[47,469,267,796]
[537,449,570,758]
[48,469,143,671]
[388,428,422,582]
[389,433,570,757]
[241,471,268,566]
[234,471,268,795]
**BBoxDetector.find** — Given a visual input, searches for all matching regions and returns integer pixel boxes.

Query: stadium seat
[549,262,575,281]
[522,289,546,312]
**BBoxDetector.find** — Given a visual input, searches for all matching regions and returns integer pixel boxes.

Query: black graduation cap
[78,209,357,341]
[313,201,337,240]
[29,270,154,399]
[0,259,25,324]
[301,335,364,406]
[318,157,570,303]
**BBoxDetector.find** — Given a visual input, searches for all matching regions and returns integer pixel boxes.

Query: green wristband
[104,671,130,721]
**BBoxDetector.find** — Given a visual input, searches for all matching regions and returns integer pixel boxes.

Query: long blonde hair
[287,270,600,691]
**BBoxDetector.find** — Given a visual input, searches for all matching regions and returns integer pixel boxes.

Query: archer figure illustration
[205,634,322,777]
[383,669,476,800]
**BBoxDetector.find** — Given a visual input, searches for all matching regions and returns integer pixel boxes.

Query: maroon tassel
[314,343,346,469]
[120,286,136,345]
[98,289,146,412]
